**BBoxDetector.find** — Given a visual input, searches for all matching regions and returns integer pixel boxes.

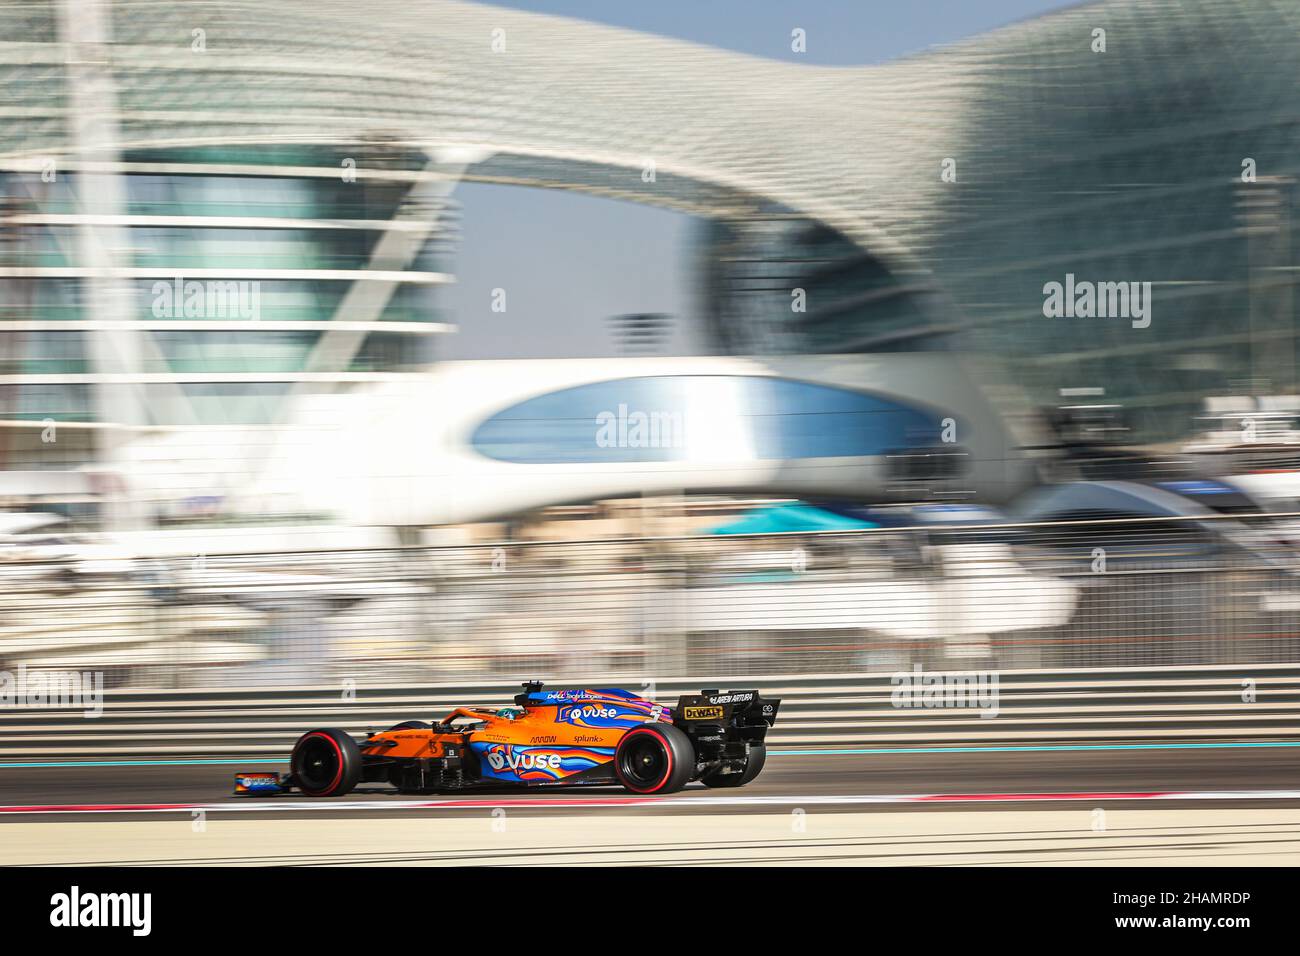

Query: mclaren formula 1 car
[235,682,780,797]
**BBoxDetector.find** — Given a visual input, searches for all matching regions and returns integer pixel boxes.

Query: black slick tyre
[700,743,766,788]
[614,723,694,794]
[290,728,362,797]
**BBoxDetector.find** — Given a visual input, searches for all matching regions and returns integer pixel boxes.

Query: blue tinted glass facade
[471,375,947,464]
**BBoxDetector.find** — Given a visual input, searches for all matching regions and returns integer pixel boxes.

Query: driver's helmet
[495,706,525,720]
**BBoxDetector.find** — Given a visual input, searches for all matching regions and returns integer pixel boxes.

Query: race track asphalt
[0,745,1296,816]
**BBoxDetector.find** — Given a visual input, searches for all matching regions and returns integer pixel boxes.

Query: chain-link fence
[5,512,1300,688]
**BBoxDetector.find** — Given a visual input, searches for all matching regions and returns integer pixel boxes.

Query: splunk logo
[1042,273,1151,329]
[486,747,562,772]
[50,886,151,936]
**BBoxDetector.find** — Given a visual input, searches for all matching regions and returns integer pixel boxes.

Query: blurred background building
[0,0,1298,686]
[1,0,1296,529]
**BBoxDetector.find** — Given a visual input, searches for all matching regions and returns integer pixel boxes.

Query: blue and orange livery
[236,681,779,797]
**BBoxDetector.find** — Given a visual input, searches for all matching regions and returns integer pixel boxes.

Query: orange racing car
[234,681,780,796]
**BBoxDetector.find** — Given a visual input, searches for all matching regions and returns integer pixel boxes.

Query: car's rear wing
[672,688,780,740]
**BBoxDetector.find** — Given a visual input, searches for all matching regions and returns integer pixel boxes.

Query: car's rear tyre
[386,720,431,731]
[290,728,362,797]
[614,723,694,794]
[700,743,766,788]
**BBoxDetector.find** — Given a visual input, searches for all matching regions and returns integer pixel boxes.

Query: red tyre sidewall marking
[300,732,344,795]
[617,727,672,794]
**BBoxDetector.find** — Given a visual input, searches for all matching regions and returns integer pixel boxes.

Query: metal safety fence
[0,665,1296,757]
[4,512,1300,690]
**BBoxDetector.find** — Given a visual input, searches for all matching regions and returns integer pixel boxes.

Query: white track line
[4,789,1300,815]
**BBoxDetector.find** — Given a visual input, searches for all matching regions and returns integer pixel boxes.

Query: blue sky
[442,0,1073,360]
[485,0,1073,65]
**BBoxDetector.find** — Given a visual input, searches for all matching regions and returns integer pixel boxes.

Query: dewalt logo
[684,706,724,720]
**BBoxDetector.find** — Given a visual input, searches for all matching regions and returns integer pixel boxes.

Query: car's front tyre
[614,723,694,794]
[290,728,362,797]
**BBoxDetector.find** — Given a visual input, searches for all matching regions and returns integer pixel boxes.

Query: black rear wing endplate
[673,689,780,730]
